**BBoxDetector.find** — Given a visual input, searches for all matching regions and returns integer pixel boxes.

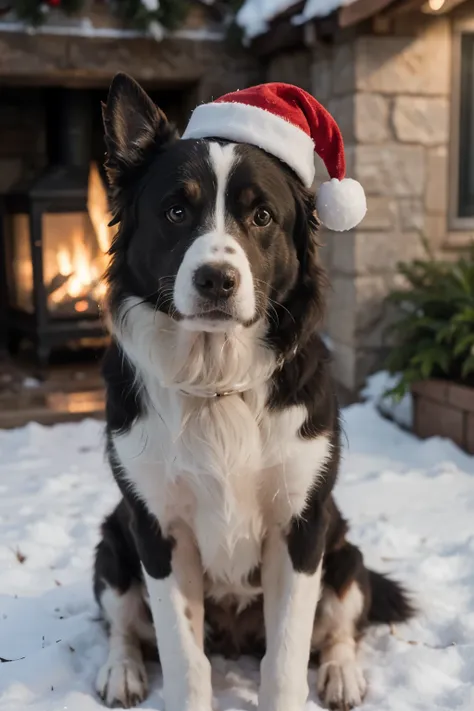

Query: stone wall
[310,15,452,391]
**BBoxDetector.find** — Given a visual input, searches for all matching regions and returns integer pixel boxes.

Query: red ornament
[48,0,61,6]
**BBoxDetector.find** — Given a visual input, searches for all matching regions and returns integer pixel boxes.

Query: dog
[93,73,413,711]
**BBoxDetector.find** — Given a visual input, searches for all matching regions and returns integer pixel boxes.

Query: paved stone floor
[0,350,105,429]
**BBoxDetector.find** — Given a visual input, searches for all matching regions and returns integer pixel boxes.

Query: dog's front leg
[259,507,326,711]
[131,507,213,711]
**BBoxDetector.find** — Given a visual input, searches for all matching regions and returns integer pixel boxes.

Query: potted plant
[386,247,474,454]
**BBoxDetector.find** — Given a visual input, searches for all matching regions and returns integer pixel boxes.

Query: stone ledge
[0,31,255,89]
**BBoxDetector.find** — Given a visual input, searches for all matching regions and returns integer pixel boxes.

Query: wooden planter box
[412,380,474,454]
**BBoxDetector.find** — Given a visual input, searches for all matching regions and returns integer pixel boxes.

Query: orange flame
[49,163,112,310]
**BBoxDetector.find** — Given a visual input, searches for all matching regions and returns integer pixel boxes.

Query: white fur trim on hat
[182,101,316,187]
[317,178,367,232]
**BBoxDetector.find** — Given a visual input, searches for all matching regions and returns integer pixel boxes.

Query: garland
[115,0,189,32]
[13,0,83,26]
[9,0,190,31]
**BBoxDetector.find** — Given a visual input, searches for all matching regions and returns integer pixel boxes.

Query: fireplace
[0,89,112,364]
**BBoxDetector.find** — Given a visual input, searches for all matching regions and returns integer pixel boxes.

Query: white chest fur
[112,302,331,597]
[113,393,331,598]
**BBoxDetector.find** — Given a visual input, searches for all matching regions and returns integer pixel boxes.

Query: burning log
[47,273,70,298]
[48,271,103,316]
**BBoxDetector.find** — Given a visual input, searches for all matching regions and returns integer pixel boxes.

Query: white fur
[259,531,323,711]
[113,297,331,590]
[145,572,212,711]
[313,583,367,708]
[143,521,212,711]
[96,585,150,707]
[174,143,256,328]
[209,142,236,236]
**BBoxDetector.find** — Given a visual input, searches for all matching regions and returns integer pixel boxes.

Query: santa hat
[182,83,366,232]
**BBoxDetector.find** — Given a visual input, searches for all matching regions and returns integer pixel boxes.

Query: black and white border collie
[94,73,413,711]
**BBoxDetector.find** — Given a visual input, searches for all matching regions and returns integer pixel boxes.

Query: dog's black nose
[193,264,240,300]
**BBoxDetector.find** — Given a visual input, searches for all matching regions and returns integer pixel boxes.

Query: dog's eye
[165,205,186,224]
[253,207,272,227]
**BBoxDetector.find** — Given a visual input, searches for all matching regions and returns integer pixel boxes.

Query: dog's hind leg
[312,542,369,710]
[94,503,154,708]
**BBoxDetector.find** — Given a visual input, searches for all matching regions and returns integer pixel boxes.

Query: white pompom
[316,178,367,232]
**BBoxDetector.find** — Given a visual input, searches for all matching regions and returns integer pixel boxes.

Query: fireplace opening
[0,83,191,366]
[9,163,111,319]
[0,88,113,364]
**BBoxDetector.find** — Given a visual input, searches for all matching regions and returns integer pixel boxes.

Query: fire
[49,163,112,312]
[88,162,113,255]
[74,300,89,313]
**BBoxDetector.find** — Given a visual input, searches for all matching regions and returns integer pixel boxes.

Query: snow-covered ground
[1,377,473,710]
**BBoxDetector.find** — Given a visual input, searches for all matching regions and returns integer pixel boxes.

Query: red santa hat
[182,83,366,232]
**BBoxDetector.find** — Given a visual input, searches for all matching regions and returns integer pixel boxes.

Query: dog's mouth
[172,304,260,331]
[187,308,233,322]
[172,300,236,322]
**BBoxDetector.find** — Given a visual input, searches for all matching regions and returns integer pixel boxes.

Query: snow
[237,0,357,38]
[362,371,413,430]
[298,0,355,22]
[237,0,299,39]
[1,381,474,710]
[141,0,160,11]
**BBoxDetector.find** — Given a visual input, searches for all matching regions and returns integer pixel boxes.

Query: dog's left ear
[271,188,326,357]
[102,72,178,175]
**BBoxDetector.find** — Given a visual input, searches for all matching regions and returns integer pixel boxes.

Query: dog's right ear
[102,72,178,179]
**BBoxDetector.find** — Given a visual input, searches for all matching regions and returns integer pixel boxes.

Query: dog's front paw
[96,657,148,708]
[317,659,367,710]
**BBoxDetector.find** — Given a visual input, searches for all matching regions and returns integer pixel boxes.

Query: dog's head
[103,73,326,356]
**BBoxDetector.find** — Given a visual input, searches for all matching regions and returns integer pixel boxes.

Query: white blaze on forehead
[208,141,238,234]
[173,141,256,325]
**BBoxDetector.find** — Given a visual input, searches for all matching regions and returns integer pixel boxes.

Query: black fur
[93,499,142,600]
[129,498,175,580]
[102,342,143,434]
[287,498,328,575]
[94,73,414,691]
[367,570,415,624]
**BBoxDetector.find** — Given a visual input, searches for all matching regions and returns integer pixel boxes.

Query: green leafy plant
[386,247,474,399]
[114,0,189,33]
[13,0,83,26]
